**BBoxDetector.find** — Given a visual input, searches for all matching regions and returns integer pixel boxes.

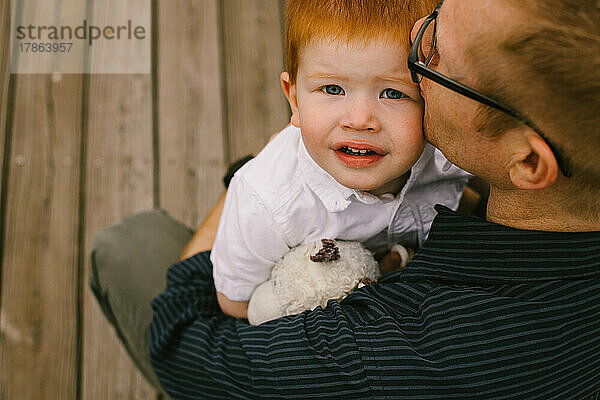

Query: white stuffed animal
[247,239,381,325]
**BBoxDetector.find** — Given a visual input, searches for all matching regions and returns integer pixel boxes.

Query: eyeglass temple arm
[409,62,572,177]
[410,62,521,119]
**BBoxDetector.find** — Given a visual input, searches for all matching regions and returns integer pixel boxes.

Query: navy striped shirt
[150,205,600,399]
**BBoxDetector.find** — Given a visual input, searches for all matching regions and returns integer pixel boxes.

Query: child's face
[282,37,425,193]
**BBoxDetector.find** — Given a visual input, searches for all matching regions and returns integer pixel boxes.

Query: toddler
[212,0,470,318]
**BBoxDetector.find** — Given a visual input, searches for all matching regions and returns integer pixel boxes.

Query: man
[412,0,599,231]
[93,0,600,398]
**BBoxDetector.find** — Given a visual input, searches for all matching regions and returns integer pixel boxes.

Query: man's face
[289,37,425,192]
[411,0,517,184]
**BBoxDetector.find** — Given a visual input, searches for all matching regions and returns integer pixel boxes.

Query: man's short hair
[470,0,600,218]
[284,0,438,85]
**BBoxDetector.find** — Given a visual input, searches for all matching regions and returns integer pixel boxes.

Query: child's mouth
[332,144,386,168]
[338,146,378,156]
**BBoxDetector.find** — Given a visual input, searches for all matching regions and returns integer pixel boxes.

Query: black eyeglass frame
[408,1,571,177]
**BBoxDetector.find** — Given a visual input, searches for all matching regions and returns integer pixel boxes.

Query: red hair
[284,0,437,84]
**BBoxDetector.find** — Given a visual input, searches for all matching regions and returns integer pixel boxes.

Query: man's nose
[410,16,427,45]
[340,99,381,132]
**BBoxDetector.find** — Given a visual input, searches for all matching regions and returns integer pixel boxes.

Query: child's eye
[380,88,407,99]
[321,85,345,95]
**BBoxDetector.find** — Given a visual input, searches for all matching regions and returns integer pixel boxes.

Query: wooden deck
[0,1,289,398]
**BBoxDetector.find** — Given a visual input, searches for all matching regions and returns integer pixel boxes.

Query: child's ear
[280,72,300,127]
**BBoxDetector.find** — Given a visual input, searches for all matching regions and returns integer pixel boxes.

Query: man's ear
[280,72,300,127]
[509,133,559,190]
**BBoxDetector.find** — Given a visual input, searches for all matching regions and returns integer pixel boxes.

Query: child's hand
[216,291,249,319]
[379,245,415,276]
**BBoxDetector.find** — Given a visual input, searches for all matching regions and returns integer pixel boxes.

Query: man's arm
[179,191,227,260]
[177,192,250,318]
[150,251,377,399]
[178,191,251,318]
[151,190,408,398]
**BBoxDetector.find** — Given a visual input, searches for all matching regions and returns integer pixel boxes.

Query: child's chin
[334,175,381,191]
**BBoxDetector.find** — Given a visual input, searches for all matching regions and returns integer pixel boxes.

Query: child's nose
[340,100,381,133]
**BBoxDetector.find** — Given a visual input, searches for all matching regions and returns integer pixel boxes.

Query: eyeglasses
[408,1,571,177]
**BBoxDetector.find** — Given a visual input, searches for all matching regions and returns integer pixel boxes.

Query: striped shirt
[150,205,600,399]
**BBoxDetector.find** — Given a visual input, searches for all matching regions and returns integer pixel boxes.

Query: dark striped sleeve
[150,251,378,399]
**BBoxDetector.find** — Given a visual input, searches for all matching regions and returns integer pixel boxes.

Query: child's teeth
[340,146,375,155]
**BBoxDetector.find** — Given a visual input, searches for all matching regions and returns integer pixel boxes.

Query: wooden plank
[279,0,288,59]
[8,1,86,74]
[86,0,151,74]
[81,71,159,400]
[0,0,10,202]
[158,0,226,227]
[81,72,158,400]
[222,0,290,160]
[0,73,82,399]
[1,0,83,398]
[80,0,157,398]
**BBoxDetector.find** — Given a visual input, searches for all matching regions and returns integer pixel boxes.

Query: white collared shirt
[211,125,470,301]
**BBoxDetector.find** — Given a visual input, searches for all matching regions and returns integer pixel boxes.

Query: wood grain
[0,0,10,199]
[157,0,226,228]
[0,1,291,398]
[81,72,158,400]
[1,0,84,398]
[0,73,82,400]
[221,0,290,160]
[80,0,156,397]
[86,0,151,74]
[279,0,288,60]
[80,3,156,398]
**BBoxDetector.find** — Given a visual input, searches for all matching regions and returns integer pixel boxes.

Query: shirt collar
[382,205,600,284]
[297,133,435,212]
